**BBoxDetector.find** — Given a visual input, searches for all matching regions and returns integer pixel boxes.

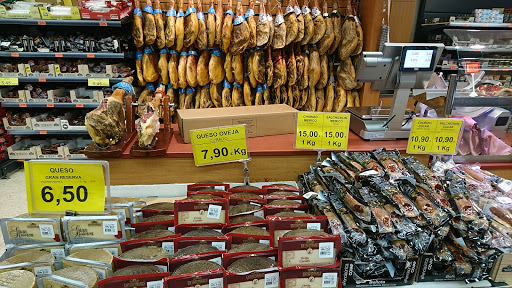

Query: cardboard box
[415,253,484,282]
[54,64,85,77]
[70,88,103,103]
[177,104,297,144]
[26,88,59,103]
[2,116,32,130]
[27,63,55,77]
[7,139,44,159]
[0,64,27,77]
[38,6,81,20]
[63,139,90,158]
[489,252,511,283]
[79,6,132,20]
[0,88,27,103]
[35,139,67,159]
[0,5,41,19]
[30,114,62,130]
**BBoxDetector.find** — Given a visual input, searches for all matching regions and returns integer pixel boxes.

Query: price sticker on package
[88,78,109,87]
[0,78,18,86]
[25,160,109,214]
[406,118,463,155]
[190,125,250,166]
[295,112,350,150]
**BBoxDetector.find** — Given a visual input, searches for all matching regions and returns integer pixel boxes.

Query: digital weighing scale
[348,43,445,140]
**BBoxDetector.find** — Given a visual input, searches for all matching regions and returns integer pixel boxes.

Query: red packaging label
[163,269,225,288]
[187,183,230,191]
[174,199,229,225]
[98,273,167,288]
[278,235,341,269]
[280,267,340,288]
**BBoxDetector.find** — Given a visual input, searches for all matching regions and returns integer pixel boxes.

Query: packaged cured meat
[214,0,224,46]
[246,0,257,48]
[232,53,243,84]
[338,0,357,60]
[210,82,222,107]
[286,47,297,86]
[135,49,146,86]
[157,48,169,85]
[230,0,250,55]
[154,0,166,49]
[197,50,210,86]
[284,0,298,46]
[143,0,157,45]
[371,148,409,181]
[209,48,224,84]
[175,0,185,51]
[256,0,270,47]
[206,0,216,48]
[315,53,327,89]
[183,0,199,48]
[265,47,273,87]
[308,46,320,87]
[309,0,325,44]
[298,47,309,90]
[184,86,195,109]
[186,50,198,87]
[323,66,334,112]
[168,49,179,88]
[300,0,313,45]
[444,170,478,221]
[363,176,420,218]
[222,80,233,107]
[349,151,384,175]
[273,51,287,87]
[272,0,286,49]
[165,0,176,47]
[232,81,244,107]
[195,0,207,51]
[293,0,304,43]
[255,84,263,105]
[225,52,235,82]
[332,85,346,112]
[222,0,234,53]
[327,0,341,55]
[142,46,159,83]
[243,74,254,106]
[178,50,188,88]
[133,0,144,47]
[317,0,333,55]
[336,57,357,90]
[263,84,271,105]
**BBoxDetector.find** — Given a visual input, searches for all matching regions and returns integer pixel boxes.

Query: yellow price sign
[406,118,463,155]
[25,160,108,214]
[190,125,250,166]
[88,78,110,87]
[295,112,350,150]
[0,78,19,86]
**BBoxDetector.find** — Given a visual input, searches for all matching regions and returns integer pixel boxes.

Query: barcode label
[103,248,119,257]
[147,280,164,288]
[265,272,279,288]
[318,242,334,258]
[209,277,223,288]
[210,257,222,265]
[498,180,512,192]
[34,266,52,276]
[254,210,264,218]
[50,248,65,260]
[162,242,174,255]
[293,210,305,214]
[156,265,168,272]
[102,221,118,235]
[93,268,106,280]
[307,223,321,231]
[259,239,270,245]
[39,224,55,239]
[322,273,338,287]
[168,226,175,233]
[207,205,222,219]
[212,242,226,250]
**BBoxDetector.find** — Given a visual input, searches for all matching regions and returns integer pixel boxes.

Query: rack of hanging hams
[132,0,363,112]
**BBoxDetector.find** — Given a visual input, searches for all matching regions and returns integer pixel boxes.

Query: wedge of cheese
[43,266,98,288]
[0,270,36,288]
[63,248,113,280]
[0,251,54,274]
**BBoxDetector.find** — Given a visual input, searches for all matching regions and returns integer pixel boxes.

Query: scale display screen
[400,46,438,71]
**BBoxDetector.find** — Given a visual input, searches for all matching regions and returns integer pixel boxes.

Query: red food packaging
[268,216,328,247]
[131,218,175,233]
[280,266,341,288]
[223,251,279,288]
[121,234,180,255]
[173,236,231,253]
[228,187,267,198]
[174,199,229,225]
[113,256,169,272]
[263,185,301,194]
[169,251,224,275]
[187,190,230,199]
[229,198,266,219]
[278,235,341,269]
[264,205,310,217]
[174,223,226,235]
[188,183,230,191]
[163,269,226,288]
[140,208,174,218]
[264,194,305,204]
[98,273,168,288]
[223,221,270,246]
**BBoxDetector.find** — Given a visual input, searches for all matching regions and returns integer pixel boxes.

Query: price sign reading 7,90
[406,118,463,155]
[295,112,351,150]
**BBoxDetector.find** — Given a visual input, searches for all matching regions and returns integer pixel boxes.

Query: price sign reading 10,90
[406,118,463,155]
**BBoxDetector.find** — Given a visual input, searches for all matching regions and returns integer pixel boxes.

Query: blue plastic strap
[256,84,263,93]
[177,11,184,17]
[112,81,135,96]
[133,8,142,17]
[144,46,154,53]
[136,50,143,60]
[263,83,268,89]
[204,83,210,88]
[244,8,254,18]
[233,82,242,88]
[167,8,177,16]
[188,50,198,56]
[179,88,185,94]
[234,15,245,25]
[185,7,196,16]
[167,84,172,89]
[160,47,168,54]
[143,5,153,13]
[208,6,215,14]
[180,51,187,57]
[225,10,234,16]
[212,48,222,57]
[154,8,162,14]
[145,83,156,91]
[169,50,178,55]
[186,86,196,94]
[197,12,205,21]
[223,81,232,88]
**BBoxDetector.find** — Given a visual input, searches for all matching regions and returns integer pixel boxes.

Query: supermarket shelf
[445,46,512,53]
[438,65,512,73]
[453,96,512,107]
[0,18,129,27]
[0,52,125,59]
[1,102,99,108]
[14,77,123,83]
[422,21,512,29]
[7,130,89,135]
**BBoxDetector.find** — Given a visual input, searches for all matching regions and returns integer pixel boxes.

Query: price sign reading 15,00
[295,112,350,150]
[25,161,107,214]
[406,118,463,155]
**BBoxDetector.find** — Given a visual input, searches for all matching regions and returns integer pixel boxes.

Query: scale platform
[347,106,414,140]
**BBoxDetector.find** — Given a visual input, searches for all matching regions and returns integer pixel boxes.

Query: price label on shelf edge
[406,118,463,155]
[88,78,109,87]
[465,62,480,74]
[190,125,250,166]
[25,160,108,213]
[295,112,350,150]
[0,78,19,86]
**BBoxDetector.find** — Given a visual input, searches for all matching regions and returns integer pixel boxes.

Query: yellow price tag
[190,125,250,166]
[406,118,463,155]
[88,78,110,87]
[25,161,107,213]
[0,78,19,86]
[295,112,350,150]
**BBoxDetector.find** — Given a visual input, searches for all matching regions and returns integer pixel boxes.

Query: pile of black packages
[299,148,503,285]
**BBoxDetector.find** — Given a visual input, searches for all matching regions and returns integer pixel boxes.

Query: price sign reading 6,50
[406,118,463,155]
[190,125,250,166]
[25,160,109,214]
[295,112,350,150]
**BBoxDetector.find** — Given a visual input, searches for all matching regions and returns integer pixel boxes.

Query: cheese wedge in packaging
[62,249,114,281]
[1,215,63,245]
[0,270,36,288]
[66,241,122,258]
[40,266,98,288]
[0,250,55,276]
[63,215,125,244]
